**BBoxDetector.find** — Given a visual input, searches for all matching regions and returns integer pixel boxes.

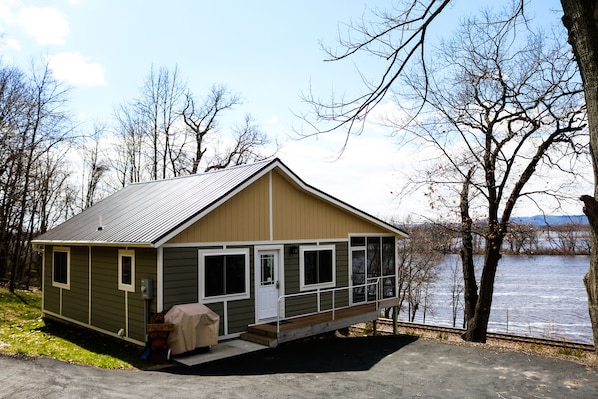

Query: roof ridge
[130,158,277,186]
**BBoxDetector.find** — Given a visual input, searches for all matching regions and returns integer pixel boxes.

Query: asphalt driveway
[2,335,597,398]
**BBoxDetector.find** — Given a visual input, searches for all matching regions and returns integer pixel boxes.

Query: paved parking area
[2,335,597,398]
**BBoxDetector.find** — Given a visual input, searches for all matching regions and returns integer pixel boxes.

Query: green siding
[286,294,318,318]
[91,247,124,334]
[163,248,199,309]
[42,246,60,314]
[283,242,350,316]
[90,247,156,341]
[61,246,89,323]
[163,246,256,336]
[227,299,255,334]
[335,242,350,307]
[128,248,157,342]
[283,244,302,294]
[205,302,225,336]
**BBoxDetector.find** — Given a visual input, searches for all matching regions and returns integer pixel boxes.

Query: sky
[0,0,590,223]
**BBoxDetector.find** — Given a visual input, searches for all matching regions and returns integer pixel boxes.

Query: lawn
[0,286,145,369]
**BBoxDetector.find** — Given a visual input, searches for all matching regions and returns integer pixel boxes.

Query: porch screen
[351,236,396,301]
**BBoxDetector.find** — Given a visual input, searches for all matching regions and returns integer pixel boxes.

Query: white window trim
[118,249,135,292]
[199,248,250,302]
[52,247,70,290]
[299,245,336,291]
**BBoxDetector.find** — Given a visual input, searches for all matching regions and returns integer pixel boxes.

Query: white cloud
[48,52,106,86]
[5,37,20,51]
[0,2,15,22]
[18,6,69,45]
[279,129,407,222]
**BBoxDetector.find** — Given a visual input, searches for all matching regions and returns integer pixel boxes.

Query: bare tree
[448,257,464,328]
[0,64,29,283]
[0,61,73,292]
[181,85,241,174]
[505,223,538,254]
[396,224,443,321]
[301,0,453,140]
[546,221,590,254]
[304,0,598,350]
[79,124,110,209]
[204,114,272,171]
[409,10,585,342]
[137,65,187,179]
[110,67,275,182]
[111,103,146,186]
[561,0,598,351]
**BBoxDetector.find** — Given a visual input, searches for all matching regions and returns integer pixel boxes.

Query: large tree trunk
[460,169,478,337]
[459,169,504,343]
[560,0,598,351]
[581,195,598,349]
[464,242,502,343]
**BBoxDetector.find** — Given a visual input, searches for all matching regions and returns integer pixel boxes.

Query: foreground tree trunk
[465,235,503,342]
[561,0,598,351]
[581,195,598,350]
[460,169,478,338]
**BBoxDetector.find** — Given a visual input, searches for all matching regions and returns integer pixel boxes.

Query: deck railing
[275,278,382,333]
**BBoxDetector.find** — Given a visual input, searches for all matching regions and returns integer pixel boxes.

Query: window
[199,249,250,301]
[118,250,135,292]
[299,245,335,291]
[260,254,275,286]
[351,236,397,301]
[52,247,70,289]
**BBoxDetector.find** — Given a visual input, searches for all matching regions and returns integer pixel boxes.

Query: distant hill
[511,215,588,226]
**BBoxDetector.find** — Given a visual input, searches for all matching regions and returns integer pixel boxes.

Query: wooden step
[240,332,278,348]
[247,324,278,338]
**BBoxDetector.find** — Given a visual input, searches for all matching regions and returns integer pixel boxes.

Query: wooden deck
[241,303,379,348]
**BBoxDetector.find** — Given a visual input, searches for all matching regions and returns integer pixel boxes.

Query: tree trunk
[460,169,479,338]
[560,0,598,351]
[464,242,502,343]
[581,195,598,349]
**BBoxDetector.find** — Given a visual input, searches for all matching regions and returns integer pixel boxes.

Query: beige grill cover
[165,303,220,355]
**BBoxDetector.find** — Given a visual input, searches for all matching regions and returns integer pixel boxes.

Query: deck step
[247,324,278,338]
[240,332,278,348]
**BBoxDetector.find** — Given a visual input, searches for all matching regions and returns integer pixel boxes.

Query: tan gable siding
[271,170,389,240]
[167,174,270,244]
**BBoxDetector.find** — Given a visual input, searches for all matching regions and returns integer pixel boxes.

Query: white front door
[257,249,280,320]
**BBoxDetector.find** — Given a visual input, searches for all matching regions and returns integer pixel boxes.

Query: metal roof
[33,158,407,247]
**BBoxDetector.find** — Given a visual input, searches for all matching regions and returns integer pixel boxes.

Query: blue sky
[0,0,588,221]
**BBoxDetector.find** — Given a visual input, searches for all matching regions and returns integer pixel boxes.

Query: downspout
[157,246,163,312]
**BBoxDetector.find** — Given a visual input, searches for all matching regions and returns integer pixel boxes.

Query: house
[32,158,408,347]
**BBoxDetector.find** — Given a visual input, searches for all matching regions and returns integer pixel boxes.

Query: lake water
[400,254,594,344]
